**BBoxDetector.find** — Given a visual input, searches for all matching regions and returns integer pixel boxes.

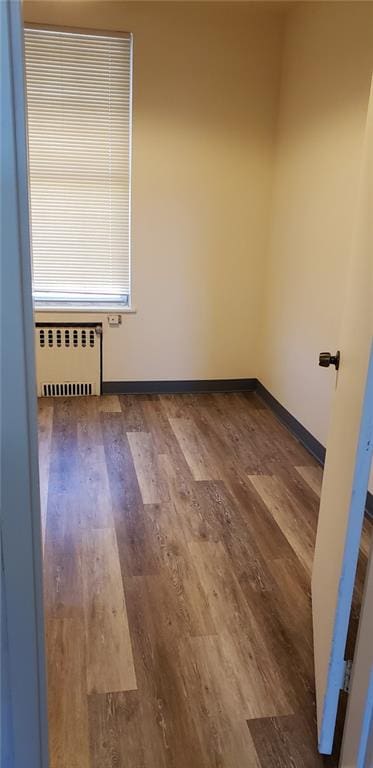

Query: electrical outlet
[107,314,122,327]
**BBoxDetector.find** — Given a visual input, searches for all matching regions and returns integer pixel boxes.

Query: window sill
[34,304,137,314]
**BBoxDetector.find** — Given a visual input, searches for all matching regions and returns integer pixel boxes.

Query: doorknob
[319,351,340,370]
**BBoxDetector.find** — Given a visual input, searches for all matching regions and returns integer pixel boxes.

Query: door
[312,77,373,755]
[1,0,48,765]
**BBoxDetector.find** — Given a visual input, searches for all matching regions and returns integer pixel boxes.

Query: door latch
[342,660,353,693]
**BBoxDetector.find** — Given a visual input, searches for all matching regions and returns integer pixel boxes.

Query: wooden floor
[38,392,372,768]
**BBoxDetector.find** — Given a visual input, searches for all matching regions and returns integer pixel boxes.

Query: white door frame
[1,0,48,765]
[340,533,373,768]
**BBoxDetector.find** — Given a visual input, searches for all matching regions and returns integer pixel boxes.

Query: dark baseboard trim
[256,380,373,519]
[255,382,326,465]
[102,378,258,395]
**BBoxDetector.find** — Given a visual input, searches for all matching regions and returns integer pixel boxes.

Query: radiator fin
[38,327,97,349]
[42,382,94,397]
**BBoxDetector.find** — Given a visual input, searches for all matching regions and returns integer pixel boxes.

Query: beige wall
[24,0,373,484]
[260,2,373,447]
[25,1,284,382]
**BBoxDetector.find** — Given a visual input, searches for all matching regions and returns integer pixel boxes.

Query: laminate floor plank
[101,413,160,577]
[168,408,299,569]
[249,405,314,468]
[194,479,289,591]
[77,398,114,529]
[38,397,54,552]
[145,499,216,637]
[128,431,169,505]
[295,464,323,497]
[169,417,222,481]
[44,399,85,619]
[160,393,204,421]
[173,408,305,566]
[271,463,320,523]
[296,464,373,560]
[44,492,85,619]
[39,392,351,767]
[197,398,277,476]
[265,556,312,655]
[47,397,82,492]
[248,475,315,574]
[179,636,262,768]
[81,526,137,694]
[88,691,145,768]
[46,617,90,768]
[123,575,208,768]
[119,394,149,432]
[358,520,371,562]
[160,453,219,545]
[188,540,294,718]
[201,395,311,474]
[98,394,122,413]
[141,396,194,480]
[218,468,299,564]
[247,712,324,768]
[238,561,315,714]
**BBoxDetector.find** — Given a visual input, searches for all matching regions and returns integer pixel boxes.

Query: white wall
[260,1,373,447]
[24,0,285,383]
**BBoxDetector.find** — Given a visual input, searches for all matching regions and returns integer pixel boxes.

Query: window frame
[24,23,133,312]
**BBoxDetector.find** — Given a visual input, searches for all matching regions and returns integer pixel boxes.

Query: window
[24,27,132,307]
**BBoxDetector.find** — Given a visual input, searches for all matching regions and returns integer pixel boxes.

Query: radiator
[35,324,101,397]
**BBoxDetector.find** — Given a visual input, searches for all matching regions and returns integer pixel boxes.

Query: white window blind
[24,27,132,305]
